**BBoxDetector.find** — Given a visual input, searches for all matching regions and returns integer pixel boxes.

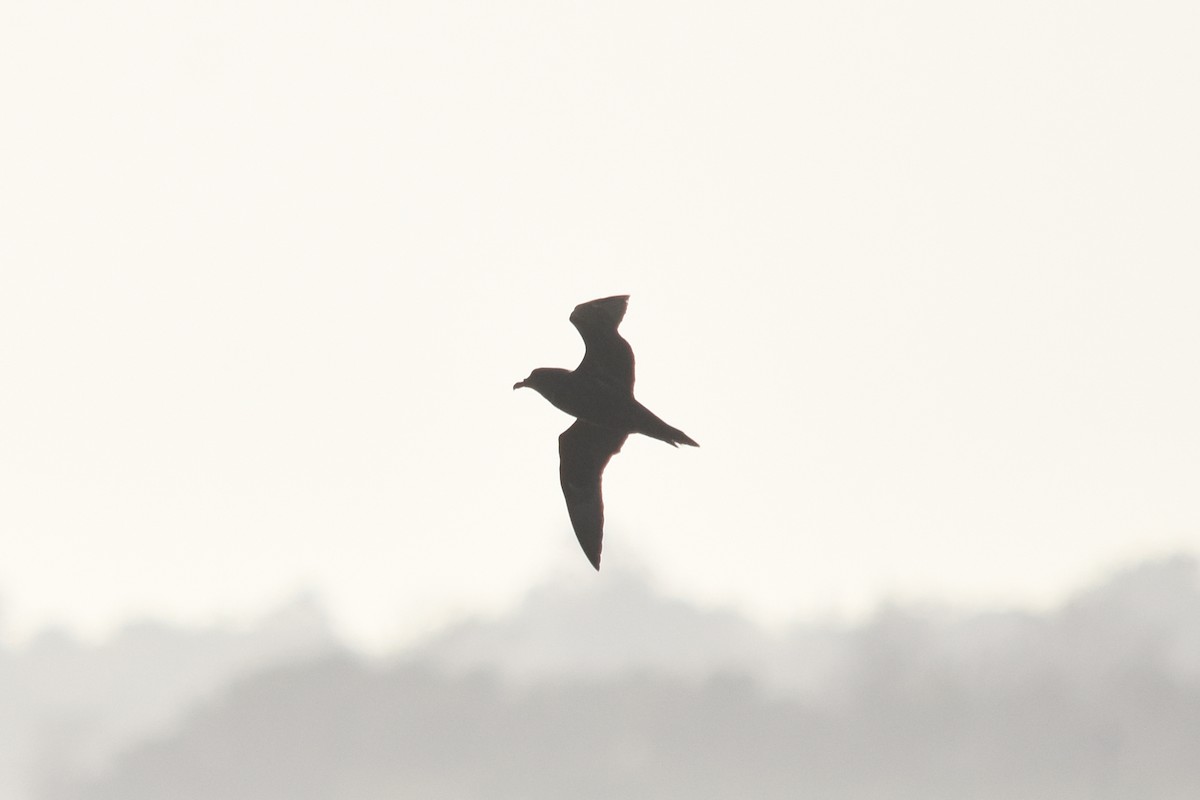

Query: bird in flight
[514,295,698,570]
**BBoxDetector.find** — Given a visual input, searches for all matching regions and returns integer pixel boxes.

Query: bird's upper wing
[558,419,629,570]
[569,295,635,391]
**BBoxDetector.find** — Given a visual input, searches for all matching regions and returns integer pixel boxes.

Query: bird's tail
[635,405,699,448]
[662,425,699,448]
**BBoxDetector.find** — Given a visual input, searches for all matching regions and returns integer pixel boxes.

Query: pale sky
[2,1,1198,649]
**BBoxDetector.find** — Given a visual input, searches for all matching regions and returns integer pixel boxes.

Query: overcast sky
[2,0,1197,649]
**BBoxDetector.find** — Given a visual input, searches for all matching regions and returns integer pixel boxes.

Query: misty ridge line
[0,552,1191,657]
[3,553,1199,668]
[5,554,1200,800]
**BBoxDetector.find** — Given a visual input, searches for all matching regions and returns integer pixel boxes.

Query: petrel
[514,295,698,570]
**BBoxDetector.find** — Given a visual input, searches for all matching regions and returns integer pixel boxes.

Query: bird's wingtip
[570,295,630,329]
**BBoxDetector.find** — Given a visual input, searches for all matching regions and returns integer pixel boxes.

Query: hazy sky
[2,1,1198,649]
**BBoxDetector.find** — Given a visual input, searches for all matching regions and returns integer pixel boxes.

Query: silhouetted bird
[514,295,698,570]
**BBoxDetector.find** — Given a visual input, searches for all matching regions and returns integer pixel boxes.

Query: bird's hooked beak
[513,379,527,390]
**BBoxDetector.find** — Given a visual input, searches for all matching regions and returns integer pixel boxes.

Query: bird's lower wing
[558,420,629,570]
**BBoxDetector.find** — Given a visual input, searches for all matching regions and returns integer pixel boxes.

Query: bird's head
[513,367,570,398]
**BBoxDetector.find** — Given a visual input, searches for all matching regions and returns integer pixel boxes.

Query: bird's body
[514,295,697,570]
[516,367,697,447]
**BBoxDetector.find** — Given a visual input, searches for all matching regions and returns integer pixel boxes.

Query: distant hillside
[45,555,1200,800]
[0,594,339,800]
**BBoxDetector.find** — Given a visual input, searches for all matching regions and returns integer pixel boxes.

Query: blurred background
[2,1,1198,797]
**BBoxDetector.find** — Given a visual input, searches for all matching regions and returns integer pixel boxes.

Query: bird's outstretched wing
[558,419,629,570]
[570,295,635,391]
